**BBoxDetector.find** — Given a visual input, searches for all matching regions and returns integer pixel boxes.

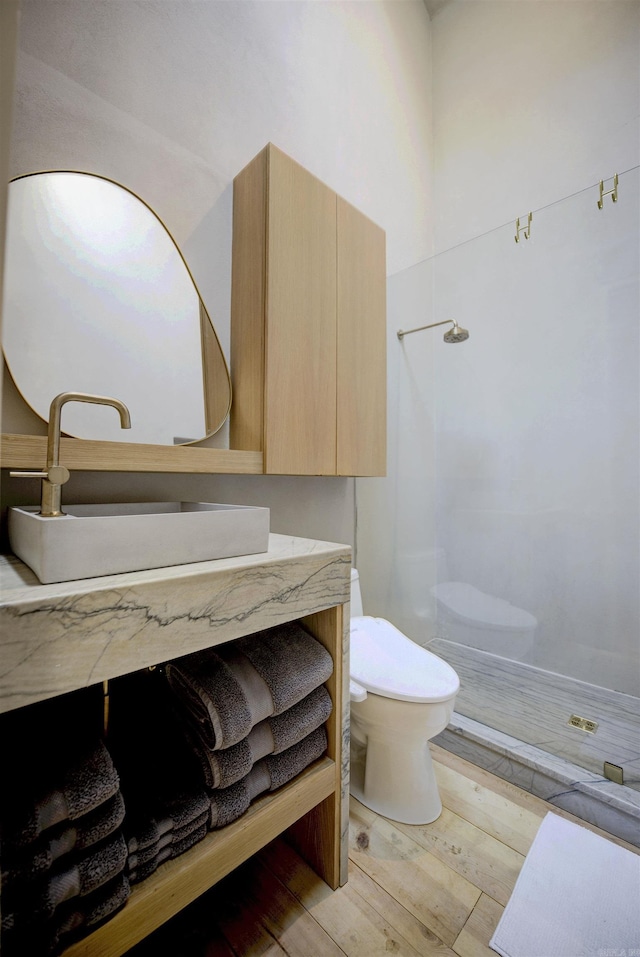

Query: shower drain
[568,713,598,733]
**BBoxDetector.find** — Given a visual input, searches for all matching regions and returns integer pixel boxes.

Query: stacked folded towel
[1,790,125,886]
[186,683,333,789]
[209,725,329,828]
[1,873,131,957]
[165,621,334,749]
[107,669,210,885]
[126,811,209,884]
[165,622,333,829]
[1,619,335,949]
[1,735,121,847]
[3,831,128,926]
[123,794,210,885]
[0,692,130,956]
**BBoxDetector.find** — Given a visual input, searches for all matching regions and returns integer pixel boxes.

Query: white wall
[0,0,20,432]
[1,0,433,549]
[358,0,640,696]
[10,0,433,274]
[432,0,640,251]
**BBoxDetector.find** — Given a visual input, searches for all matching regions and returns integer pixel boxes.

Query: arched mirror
[2,171,231,445]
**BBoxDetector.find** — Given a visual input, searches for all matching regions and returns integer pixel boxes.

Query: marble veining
[0,535,351,713]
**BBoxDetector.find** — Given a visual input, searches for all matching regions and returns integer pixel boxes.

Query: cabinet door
[264,147,337,474]
[336,197,387,476]
[230,144,386,476]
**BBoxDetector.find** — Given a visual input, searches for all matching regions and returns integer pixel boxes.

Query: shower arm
[397,320,456,340]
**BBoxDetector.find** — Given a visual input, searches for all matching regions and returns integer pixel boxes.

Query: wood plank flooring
[128,744,639,957]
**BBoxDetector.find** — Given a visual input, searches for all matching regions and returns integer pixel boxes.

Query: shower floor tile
[429,638,640,790]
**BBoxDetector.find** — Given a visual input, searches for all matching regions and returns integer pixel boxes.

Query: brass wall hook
[514,212,532,243]
[597,173,618,208]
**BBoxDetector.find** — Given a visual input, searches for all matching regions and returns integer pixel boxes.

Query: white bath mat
[490,811,640,957]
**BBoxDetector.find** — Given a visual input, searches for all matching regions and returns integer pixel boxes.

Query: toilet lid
[350,616,460,703]
[431,582,537,632]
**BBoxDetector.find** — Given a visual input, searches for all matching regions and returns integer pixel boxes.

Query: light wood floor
[129,744,638,956]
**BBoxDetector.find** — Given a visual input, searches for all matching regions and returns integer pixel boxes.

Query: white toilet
[349,569,460,825]
[431,581,537,659]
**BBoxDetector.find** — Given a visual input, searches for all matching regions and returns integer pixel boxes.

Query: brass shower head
[397,319,469,342]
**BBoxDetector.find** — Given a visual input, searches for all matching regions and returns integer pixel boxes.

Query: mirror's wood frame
[1,170,243,470]
[0,433,263,473]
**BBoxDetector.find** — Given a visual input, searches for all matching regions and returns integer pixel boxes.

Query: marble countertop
[0,533,352,714]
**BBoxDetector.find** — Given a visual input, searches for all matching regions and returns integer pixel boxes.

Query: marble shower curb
[434,713,640,848]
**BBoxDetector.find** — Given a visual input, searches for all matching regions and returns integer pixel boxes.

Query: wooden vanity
[0,534,351,957]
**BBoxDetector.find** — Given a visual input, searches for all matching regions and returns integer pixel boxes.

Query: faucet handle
[10,466,70,484]
[10,470,48,479]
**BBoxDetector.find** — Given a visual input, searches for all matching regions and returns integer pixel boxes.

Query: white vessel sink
[8,502,270,584]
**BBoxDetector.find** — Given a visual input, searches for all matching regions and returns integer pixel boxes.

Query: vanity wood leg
[287,605,344,890]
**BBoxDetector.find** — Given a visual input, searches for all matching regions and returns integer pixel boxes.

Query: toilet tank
[350,569,364,617]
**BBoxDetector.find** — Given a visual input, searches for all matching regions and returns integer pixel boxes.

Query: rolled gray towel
[208,725,328,830]
[264,725,328,791]
[124,815,172,856]
[2,873,131,957]
[1,738,120,847]
[166,648,254,751]
[3,831,127,927]
[2,791,126,888]
[270,685,332,754]
[63,790,126,853]
[236,624,333,715]
[192,732,255,791]
[124,788,210,855]
[54,871,130,947]
[39,831,127,918]
[126,809,209,870]
[128,820,208,885]
[161,788,210,832]
[208,778,253,830]
[166,622,333,751]
[190,684,333,789]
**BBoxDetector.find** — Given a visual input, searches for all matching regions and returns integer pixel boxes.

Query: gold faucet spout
[41,392,132,516]
[47,391,131,470]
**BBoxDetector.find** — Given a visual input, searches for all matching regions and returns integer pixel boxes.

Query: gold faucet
[10,391,132,516]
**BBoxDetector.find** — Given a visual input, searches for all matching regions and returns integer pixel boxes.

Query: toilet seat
[431,582,537,632]
[350,616,460,703]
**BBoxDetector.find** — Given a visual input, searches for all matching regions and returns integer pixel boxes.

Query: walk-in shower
[358,165,640,847]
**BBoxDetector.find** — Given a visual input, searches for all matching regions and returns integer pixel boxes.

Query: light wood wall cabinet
[230,144,387,476]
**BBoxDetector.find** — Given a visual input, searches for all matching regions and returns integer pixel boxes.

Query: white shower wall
[433,170,639,695]
[357,1,639,697]
[431,1,640,252]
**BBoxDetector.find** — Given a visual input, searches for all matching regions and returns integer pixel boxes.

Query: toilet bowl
[431,581,537,660]
[349,570,459,825]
